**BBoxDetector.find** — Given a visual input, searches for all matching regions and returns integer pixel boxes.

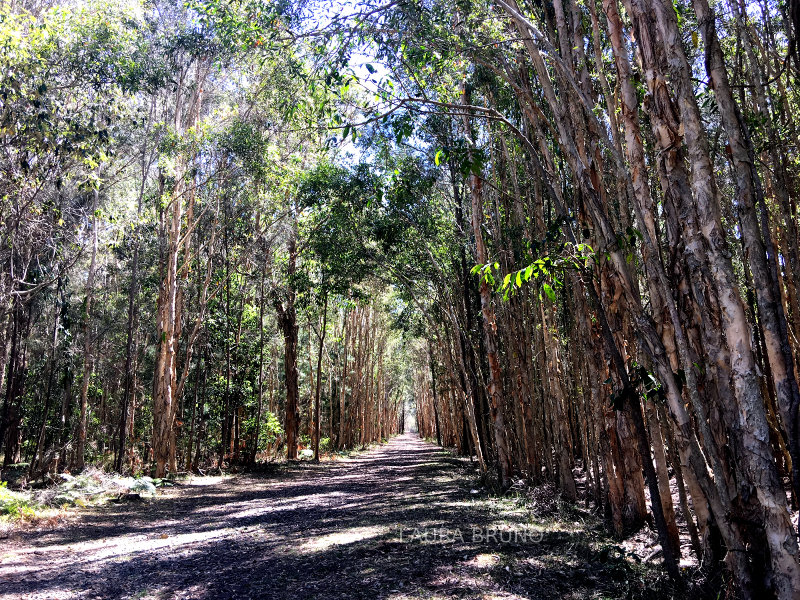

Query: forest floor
[0,434,683,600]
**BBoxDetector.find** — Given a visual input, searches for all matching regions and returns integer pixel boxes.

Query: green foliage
[186,0,294,56]
[0,3,156,173]
[0,482,38,519]
[475,242,596,303]
[296,161,383,297]
[257,411,284,449]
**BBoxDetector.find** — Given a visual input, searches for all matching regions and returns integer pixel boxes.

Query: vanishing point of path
[1,435,666,599]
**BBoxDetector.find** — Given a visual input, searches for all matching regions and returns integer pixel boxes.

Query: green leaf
[524,265,534,281]
[543,282,556,303]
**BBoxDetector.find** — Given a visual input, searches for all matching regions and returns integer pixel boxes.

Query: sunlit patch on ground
[1,435,673,600]
[300,525,386,552]
[468,553,500,569]
[181,476,228,487]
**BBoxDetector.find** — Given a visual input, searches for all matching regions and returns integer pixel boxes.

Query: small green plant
[256,411,284,449]
[0,481,38,520]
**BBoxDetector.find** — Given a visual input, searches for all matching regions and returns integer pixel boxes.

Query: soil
[0,434,677,599]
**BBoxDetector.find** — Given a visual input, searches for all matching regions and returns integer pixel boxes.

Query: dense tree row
[0,0,409,484]
[323,0,800,596]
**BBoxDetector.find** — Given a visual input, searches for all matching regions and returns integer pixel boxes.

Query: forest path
[1,435,662,599]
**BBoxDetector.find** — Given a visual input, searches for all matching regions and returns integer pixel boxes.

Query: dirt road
[0,435,667,599]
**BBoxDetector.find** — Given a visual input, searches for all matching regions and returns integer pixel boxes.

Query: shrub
[0,482,37,519]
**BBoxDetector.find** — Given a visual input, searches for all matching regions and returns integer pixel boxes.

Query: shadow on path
[0,435,665,599]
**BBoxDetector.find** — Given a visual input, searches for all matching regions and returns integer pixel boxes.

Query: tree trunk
[275,215,300,460]
[313,291,328,461]
[75,188,99,473]
[461,84,512,490]
[152,61,205,478]
[647,0,800,592]
[116,100,153,473]
[30,284,62,477]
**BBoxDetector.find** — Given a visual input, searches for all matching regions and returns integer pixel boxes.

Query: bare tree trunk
[313,291,328,461]
[275,216,299,460]
[694,0,800,509]
[116,99,154,473]
[186,353,202,472]
[645,401,681,554]
[152,59,206,478]
[252,258,267,465]
[338,309,350,449]
[648,0,800,592]
[75,188,99,473]
[429,343,442,447]
[461,84,512,490]
[2,300,29,467]
[153,172,183,477]
[30,285,61,476]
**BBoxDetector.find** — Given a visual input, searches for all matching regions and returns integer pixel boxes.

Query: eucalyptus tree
[6,0,800,593]
[0,2,158,468]
[296,161,385,456]
[307,0,800,593]
[146,0,319,473]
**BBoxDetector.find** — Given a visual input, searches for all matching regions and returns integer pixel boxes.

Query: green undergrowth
[0,468,174,528]
[0,481,42,520]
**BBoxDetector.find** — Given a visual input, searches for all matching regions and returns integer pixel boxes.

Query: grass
[0,481,43,521]
[1,468,162,529]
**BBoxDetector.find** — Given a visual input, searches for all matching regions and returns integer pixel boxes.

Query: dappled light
[3,436,670,599]
[1,0,799,598]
